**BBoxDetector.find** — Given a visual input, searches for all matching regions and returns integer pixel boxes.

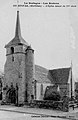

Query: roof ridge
[49,67,71,71]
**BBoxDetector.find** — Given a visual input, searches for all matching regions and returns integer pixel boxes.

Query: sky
[0,0,78,79]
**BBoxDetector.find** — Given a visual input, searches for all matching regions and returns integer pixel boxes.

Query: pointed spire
[15,11,21,38]
[5,9,29,48]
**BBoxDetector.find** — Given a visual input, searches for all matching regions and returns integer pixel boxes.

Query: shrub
[44,91,61,101]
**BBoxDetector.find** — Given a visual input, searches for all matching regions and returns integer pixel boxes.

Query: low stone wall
[30,99,69,112]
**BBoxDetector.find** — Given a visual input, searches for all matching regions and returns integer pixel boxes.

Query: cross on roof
[17,0,19,11]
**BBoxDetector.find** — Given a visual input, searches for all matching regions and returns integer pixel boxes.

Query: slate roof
[5,36,29,48]
[48,67,71,84]
[5,11,29,48]
[35,65,71,84]
[35,65,51,83]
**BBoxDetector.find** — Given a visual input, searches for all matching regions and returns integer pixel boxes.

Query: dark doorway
[6,84,16,104]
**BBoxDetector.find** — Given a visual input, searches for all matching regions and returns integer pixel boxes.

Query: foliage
[44,91,61,101]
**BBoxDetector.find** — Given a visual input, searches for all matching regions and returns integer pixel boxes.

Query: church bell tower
[3,10,35,104]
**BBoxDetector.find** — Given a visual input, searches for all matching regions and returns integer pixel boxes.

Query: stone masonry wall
[3,52,26,104]
[25,49,35,102]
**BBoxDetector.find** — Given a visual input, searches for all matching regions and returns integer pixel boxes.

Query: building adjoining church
[3,10,74,105]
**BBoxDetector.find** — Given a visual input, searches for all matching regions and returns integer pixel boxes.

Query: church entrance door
[6,84,16,104]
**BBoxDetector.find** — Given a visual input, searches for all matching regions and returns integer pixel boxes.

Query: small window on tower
[12,56,14,62]
[11,47,14,54]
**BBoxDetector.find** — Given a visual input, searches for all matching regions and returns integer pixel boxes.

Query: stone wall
[25,48,35,102]
[3,44,35,104]
[3,50,26,104]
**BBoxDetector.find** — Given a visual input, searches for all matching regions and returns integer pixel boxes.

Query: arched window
[11,47,14,54]
[41,84,43,96]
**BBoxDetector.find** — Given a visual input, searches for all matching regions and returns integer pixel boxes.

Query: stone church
[3,10,74,105]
